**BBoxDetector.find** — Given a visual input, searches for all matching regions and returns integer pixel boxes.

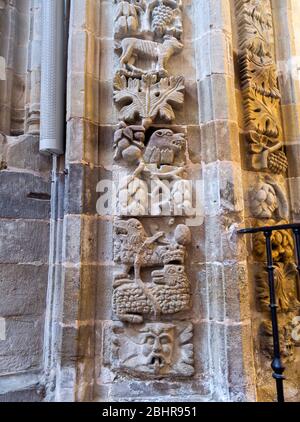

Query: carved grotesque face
[140,324,175,373]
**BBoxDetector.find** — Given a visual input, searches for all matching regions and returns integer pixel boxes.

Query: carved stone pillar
[233,0,300,401]
[272,0,300,222]
[198,0,256,401]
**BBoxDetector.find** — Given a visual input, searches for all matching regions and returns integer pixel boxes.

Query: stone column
[47,0,101,402]
[25,0,42,135]
[0,0,16,133]
[197,0,256,401]
[0,0,30,135]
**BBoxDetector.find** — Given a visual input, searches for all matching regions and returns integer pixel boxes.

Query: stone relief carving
[256,262,300,314]
[111,0,194,379]
[114,73,185,128]
[261,316,297,361]
[113,264,191,322]
[114,0,145,39]
[250,176,289,219]
[236,0,288,175]
[114,123,194,217]
[117,35,183,78]
[113,0,183,41]
[113,219,191,322]
[114,122,146,164]
[253,221,294,263]
[253,223,300,360]
[112,321,194,378]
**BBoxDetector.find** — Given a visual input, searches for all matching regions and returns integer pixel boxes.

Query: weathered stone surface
[0,171,50,219]
[0,389,42,402]
[0,219,50,264]
[5,135,50,173]
[0,317,44,373]
[65,163,111,216]
[1,0,300,404]
[0,264,48,317]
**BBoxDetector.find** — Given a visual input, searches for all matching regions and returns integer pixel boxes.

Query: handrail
[238,223,300,403]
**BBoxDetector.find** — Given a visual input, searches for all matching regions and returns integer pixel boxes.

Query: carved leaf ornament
[114,73,185,128]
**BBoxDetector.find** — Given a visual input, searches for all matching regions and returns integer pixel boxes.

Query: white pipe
[40,0,65,155]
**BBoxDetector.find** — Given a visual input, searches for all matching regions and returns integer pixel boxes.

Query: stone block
[0,316,44,374]
[0,389,42,402]
[199,74,237,123]
[0,263,48,317]
[65,163,111,215]
[0,171,50,219]
[0,219,50,264]
[201,120,240,163]
[195,30,233,80]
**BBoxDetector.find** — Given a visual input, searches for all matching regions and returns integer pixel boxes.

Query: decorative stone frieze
[236,0,288,175]
[252,220,300,360]
[111,0,194,379]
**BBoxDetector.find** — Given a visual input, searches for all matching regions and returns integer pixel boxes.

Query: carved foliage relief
[253,223,300,359]
[236,0,288,174]
[110,0,194,379]
[236,1,300,365]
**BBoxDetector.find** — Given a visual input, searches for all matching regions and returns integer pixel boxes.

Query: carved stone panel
[116,36,183,78]
[113,0,183,41]
[114,124,194,217]
[113,218,191,322]
[253,225,300,361]
[112,321,194,378]
[236,0,288,175]
[249,176,289,219]
[110,0,195,382]
[113,73,185,128]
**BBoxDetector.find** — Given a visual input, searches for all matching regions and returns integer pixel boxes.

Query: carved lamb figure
[118,35,183,76]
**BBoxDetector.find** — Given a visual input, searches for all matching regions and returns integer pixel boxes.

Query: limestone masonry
[0,0,300,402]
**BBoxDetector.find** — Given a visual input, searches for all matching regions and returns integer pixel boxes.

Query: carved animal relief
[115,125,193,217]
[111,0,194,379]
[113,219,191,322]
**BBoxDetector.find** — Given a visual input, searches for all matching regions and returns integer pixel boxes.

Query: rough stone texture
[0,1,51,397]
[1,0,300,403]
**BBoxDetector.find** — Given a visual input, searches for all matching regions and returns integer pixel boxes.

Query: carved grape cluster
[152,4,173,36]
[267,150,288,175]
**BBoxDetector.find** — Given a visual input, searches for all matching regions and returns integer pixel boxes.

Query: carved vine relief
[236,0,299,364]
[236,0,288,175]
[253,223,300,359]
[110,0,194,379]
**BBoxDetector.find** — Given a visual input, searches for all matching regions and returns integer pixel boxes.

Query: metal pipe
[40,0,65,155]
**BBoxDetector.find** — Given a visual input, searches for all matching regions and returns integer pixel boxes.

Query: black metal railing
[238,223,300,403]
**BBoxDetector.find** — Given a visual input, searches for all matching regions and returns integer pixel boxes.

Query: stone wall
[0,0,300,402]
[0,0,51,402]
[47,0,257,402]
